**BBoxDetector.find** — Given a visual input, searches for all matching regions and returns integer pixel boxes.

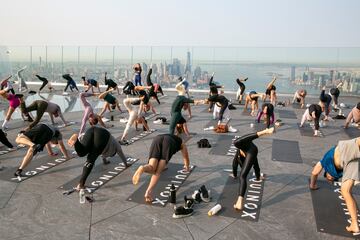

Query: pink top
[7,94,20,108]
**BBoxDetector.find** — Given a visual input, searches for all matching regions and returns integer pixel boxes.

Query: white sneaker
[204,126,214,131]
[62,92,69,95]
[228,126,237,133]
[153,119,162,124]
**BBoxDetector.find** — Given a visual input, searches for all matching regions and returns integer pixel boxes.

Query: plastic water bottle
[208,204,222,216]
[170,184,176,204]
[79,189,85,204]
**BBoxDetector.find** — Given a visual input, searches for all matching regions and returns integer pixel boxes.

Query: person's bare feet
[132,166,144,185]
[309,184,319,190]
[233,196,244,211]
[346,223,360,234]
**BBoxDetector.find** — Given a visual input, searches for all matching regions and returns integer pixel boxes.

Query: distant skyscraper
[185,51,191,74]
[329,70,335,82]
[290,66,296,81]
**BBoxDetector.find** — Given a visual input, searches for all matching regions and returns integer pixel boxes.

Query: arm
[270,112,275,125]
[300,110,308,127]
[58,140,71,159]
[310,162,323,190]
[266,77,276,89]
[58,111,67,125]
[257,111,263,123]
[0,75,12,84]
[345,110,354,128]
[49,113,55,125]
[45,143,55,155]
[180,144,190,172]
[234,133,259,148]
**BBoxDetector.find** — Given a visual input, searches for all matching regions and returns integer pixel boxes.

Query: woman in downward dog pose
[119,97,150,145]
[236,77,247,104]
[232,127,274,210]
[244,91,263,116]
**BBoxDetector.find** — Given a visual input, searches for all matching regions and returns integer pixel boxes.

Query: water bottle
[208,204,222,216]
[170,184,176,204]
[79,189,85,204]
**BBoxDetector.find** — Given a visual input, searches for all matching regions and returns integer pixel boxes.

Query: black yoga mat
[298,124,320,137]
[310,180,360,239]
[0,154,73,182]
[217,174,265,221]
[127,163,195,207]
[59,156,138,193]
[272,139,302,163]
[209,135,239,156]
[277,109,297,119]
[204,119,218,128]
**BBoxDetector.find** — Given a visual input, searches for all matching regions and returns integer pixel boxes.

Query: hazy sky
[1,0,359,46]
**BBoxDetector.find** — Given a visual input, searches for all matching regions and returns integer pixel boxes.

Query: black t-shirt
[208,94,229,106]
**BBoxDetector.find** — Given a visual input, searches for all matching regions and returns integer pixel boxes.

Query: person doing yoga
[232,127,274,210]
[119,97,150,145]
[123,81,136,95]
[35,75,53,93]
[17,66,28,92]
[132,134,190,203]
[320,86,332,121]
[244,91,263,116]
[62,74,79,93]
[344,102,360,129]
[293,89,307,108]
[329,82,343,109]
[82,76,101,93]
[104,72,120,95]
[257,103,275,129]
[67,126,128,190]
[0,75,15,94]
[146,68,163,104]
[299,103,324,137]
[310,137,360,234]
[207,72,223,112]
[78,92,108,136]
[20,99,68,131]
[98,88,122,116]
[236,77,247,104]
[14,123,71,177]
[262,77,277,105]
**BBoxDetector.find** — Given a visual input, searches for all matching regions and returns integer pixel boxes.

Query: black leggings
[233,133,260,197]
[0,129,13,148]
[123,81,136,95]
[75,127,110,187]
[36,75,49,91]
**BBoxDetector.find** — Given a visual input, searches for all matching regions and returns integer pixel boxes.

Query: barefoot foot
[132,166,144,185]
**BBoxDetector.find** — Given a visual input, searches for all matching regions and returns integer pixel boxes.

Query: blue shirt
[320,146,343,179]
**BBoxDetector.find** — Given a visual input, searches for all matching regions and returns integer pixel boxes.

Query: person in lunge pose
[344,102,360,129]
[20,99,68,131]
[132,133,190,203]
[299,103,323,137]
[309,137,360,235]
[14,123,71,177]
[293,89,307,108]
[232,127,274,211]
[67,126,128,190]
[35,74,53,93]
[257,103,275,129]
[236,77,247,104]
[0,85,28,130]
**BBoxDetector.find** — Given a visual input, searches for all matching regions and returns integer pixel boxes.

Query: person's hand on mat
[50,152,58,156]
[229,173,237,179]
[67,134,79,147]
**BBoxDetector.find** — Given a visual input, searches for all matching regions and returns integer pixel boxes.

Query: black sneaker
[184,196,195,209]
[14,169,23,177]
[118,140,129,145]
[172,206,193,219]
[192,190,202,203]
[200,185,210,202]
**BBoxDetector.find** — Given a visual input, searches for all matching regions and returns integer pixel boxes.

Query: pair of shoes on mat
[119,140,130,145]
[191,185,211,203]
[172,206,193,219]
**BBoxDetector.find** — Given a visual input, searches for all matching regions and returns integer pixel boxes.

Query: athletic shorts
[148,135,182,163]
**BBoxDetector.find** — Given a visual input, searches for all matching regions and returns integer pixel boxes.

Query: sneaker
[192,190,202,203]
[172,206,194,219]
[228,126,237,133]
[14,169,23,177]
[153,119,162,124]
[200,185,211,203]
[184,196,195,209]
[120,118,128,123]
[119,140,129,145]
